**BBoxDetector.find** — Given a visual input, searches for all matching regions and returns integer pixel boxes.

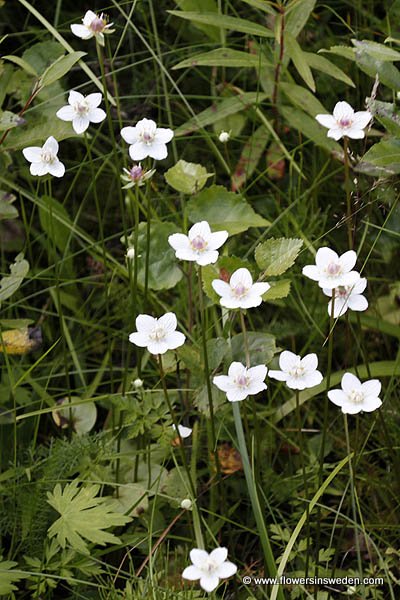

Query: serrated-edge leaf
[168,11,274,37]
[255,237,303,276]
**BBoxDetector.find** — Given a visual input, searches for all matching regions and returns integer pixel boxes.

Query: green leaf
[52,397,97,435]
[280,105,342,153]
[0,110,24,132]
[134,221,183,290]
[304,52,355,87]
[173,48,269,69]
[279,82,326,117]
[165,160,213,194]
[4,113,77,151]
[286,33,315,91]
[231,331,276,365]
[355,50,400,90]
[47,480,131,554]
[168,11,274,37]
[173,0,220,41]
[370,100,400,136]
[231,125,270,191]
[22,40,64,76]
[240,0,276,15]
[359,138,400,174]
[106,483,148,517]
[0,253,29,304]
[162,468,192,508]
[0,558,25,595]
[2,54,38,76]
[175,91,268,136]
[0,191,18,221]
[285,0,316,38]
[352,39,400,62]
[187,184,270,234]
[39,196,73,253]
[255,237,303,276]
[319,46,355,61]
[206,337,229,370]
[263,279,291,301]
[40,51,86,88]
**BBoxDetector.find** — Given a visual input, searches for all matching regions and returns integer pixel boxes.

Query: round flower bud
[218,130,230,143]
[180,498,192,510]
[126,247,135,260]
[133,378,143,389]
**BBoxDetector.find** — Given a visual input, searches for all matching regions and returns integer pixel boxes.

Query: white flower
[315,101,372,140]
[168,221,228,266]
[302,247,360,289]
[121,118,174,161]
[218,130,230,143]
[328,373,382,414]
[268,351,323,390]
[323,278,368,318]
[128,312,185,355]
[182,547,237,593]
[213,362,267,402]
[56,91,106,134]
[22,136,65,178]
[212,268,270,309]
[126,247,135,260]
[121,163,155,188]
[172,424,192,438]
[70,10,114,45]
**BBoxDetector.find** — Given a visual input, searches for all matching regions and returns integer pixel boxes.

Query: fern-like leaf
[0,557,25,594]
[47,480,131,554]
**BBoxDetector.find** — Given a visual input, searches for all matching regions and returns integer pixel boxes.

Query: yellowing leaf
[0,327,42,355]
[165,160,213,194]
[47,480,131,554]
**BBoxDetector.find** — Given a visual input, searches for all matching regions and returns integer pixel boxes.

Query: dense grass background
[1,0,400,598]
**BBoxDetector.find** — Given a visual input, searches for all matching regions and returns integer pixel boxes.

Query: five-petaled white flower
[22,136,65,178]
[182,547,237,593]
[168,221,228,266]
[328,373,382,414]
[213,362,267,402]
[129,313,185,355]
[268,351,323,390]
[121,164,155,188]
[172,424,192,438]
[315,101,372,140]
[212,268,270,309]
[56,91,106,134]
[121,118,174,161]
[323,278,368,318]
[70,10,114,45]
[302,247,360,289]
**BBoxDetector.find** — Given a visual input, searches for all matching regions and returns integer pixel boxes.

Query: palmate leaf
[47,480,131,555]
[0,557,25,594]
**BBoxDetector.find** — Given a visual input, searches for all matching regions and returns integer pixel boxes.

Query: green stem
[343,137,353,249]
[296,389,310,576]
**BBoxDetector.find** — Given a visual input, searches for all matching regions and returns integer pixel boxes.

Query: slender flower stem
[296,389,310,576]
[343,137,353,249]
[232,402,283,600]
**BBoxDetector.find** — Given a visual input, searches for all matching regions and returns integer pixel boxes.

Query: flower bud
[180,498,192,510]
[218,130,230,143]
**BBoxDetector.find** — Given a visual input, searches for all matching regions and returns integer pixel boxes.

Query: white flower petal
[353,277,367,294]
[189,221,211,240]
[333,101,354,121]
[345,127,365,139]
[327,128,344,140]
[147,340,169,355]
[182,565,202,581]
[190,549,209,568]
[56,105,75,121]
[220,296,242,309]
[316,247,338,267]
[136,314,156,333]
[247,380,267,395]
[121,126,139,144]
[227,388,248,401]
[315,114,336,129]
[30,161,48,176]
[70,24,93,39]
[268,369,288,382]
[168,233,189,251]
[230,268,253,289]
[215,561,237,579]
[48,160,65,178]
[68,90,84,104]
[213,375,232,392]
[165,331,186,350]
[129,141,150,161]
[43,136,58,154]
[353,111,372,129]
[331,297,348,318]
[248,365,268,381]
[212,279,231,297]
[86,92,102,108]
[209,547,228,566]
[129,331,149,347]
[328,389,347,406]
[238,292,263,309]
[200,574,220,592]
[361,397,382,412]
[361,379,381,399]
[339,250,357,272]
[22,146,42,162]
[341,402,363,415]
[88,108,106,123]
[155,127,174,143]
[279,350,299,372]
[341,372,361,393]
[197,251,219,266]
[302,371,323,388]
[228,362,246,378]
[83,10,97,26]
[148,142,168,160]
[300,353,318,372]
[302,265,320,281]
[251,282,271,296]
[347,294,368,312]
[208,230,229,250]
[72,115,90,134]
[158,312,177,333]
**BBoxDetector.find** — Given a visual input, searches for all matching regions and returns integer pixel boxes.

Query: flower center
[336,286,350,299]
[326,262,341,276]
[203,558,217,574]
[129,165,143,180]
[190,235,207,252]
[141,131,155,144]
[289,365,305,378]
[74,100,90,116]
[232,283,248,298]
[235,374,249,388]
[149,326,166,341]
[41,151,55,164]
[339,118,352,128]
[349,389,364,404]
[90,16,106,32]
